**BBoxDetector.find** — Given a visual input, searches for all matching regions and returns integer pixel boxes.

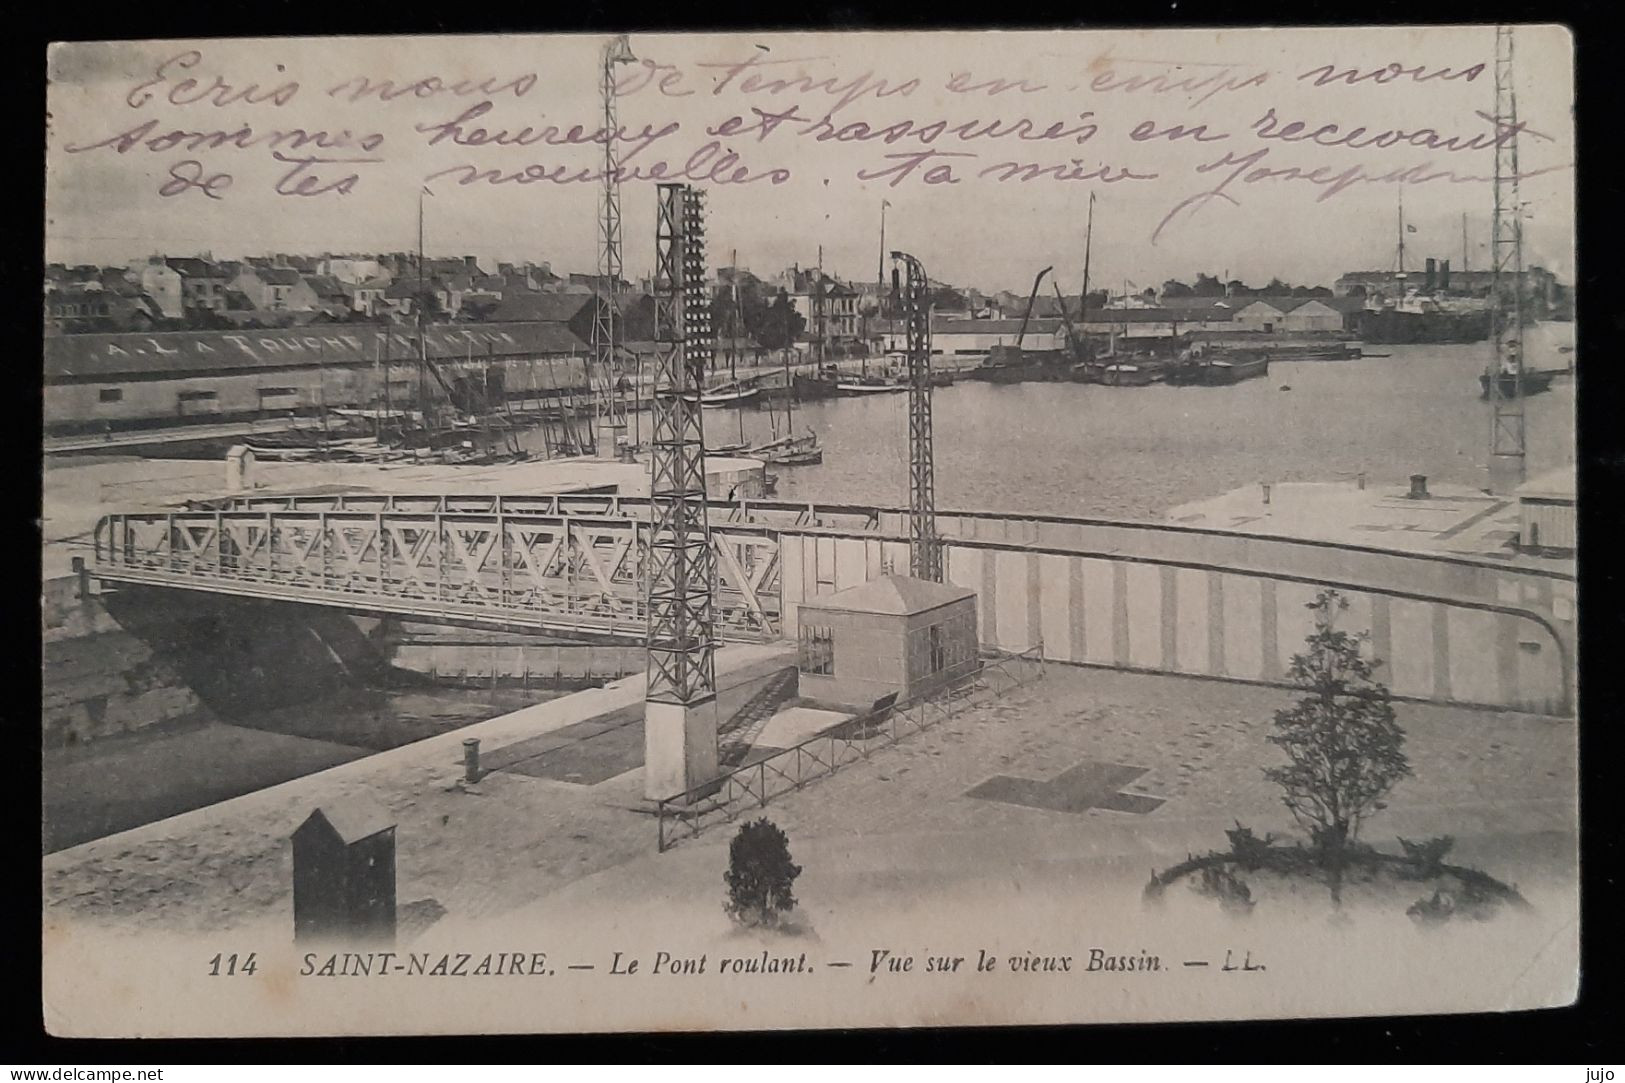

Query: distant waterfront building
[43,322,592,435]
[882,316,1068,355]
[779,266,861,346]
[1515,464,1576,557]
[1230,296,1359,333]
[43,284,162,334]
[347,276,393,318]
[321,256,388,285]
[231,265,319,313]
[164,257,236,313]
[127,259,185,319]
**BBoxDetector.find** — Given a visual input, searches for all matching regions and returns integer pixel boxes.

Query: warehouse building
[43,323,591,435]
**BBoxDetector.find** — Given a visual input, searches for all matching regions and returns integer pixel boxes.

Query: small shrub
[1396,835,1456,880]
[1266,590,1411,902]
[724,818,803,928]
[1193,865,1256,916]
[1224,822,1275,870]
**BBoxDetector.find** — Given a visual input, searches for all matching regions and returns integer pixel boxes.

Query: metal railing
[655,643,1046,851]
[89,506,783,642]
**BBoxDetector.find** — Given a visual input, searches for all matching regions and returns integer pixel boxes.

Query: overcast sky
[45,26,1575,296]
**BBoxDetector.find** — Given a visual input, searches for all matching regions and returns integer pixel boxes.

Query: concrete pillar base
[598,424,628,460]
[643,696,719,801]
[1488,455,1527,496]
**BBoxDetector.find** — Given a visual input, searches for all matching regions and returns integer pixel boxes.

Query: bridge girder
[91,507,780,643]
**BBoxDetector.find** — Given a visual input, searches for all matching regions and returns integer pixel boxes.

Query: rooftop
[1166,477,1573,571]
[1515,463,1576,502]
[802,574,976,615]
[44,321,591,380]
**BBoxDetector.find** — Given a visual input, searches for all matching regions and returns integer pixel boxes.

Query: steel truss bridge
[89,493,880,642]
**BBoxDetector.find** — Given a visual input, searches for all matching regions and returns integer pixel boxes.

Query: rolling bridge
[89,492,1575,715]
[88,493,878,643]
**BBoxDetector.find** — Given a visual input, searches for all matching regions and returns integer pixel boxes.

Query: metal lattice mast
[593,35,636,458]
[1488,24,1527,492]
[893,250,939,581]
[646,183,717,708]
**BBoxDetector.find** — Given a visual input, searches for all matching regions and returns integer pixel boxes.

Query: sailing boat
[749,345,823,464]
[1068,193,1101,383]
[705,269,755,452]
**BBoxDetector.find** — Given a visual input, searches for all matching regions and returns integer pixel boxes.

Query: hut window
[928,623,946,675]
[98,388,123,403]
[178,390,218,402]
[798,624,834,676]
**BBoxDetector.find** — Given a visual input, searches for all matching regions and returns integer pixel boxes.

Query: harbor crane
[1012,266,1054,353]
[891,249,940,582]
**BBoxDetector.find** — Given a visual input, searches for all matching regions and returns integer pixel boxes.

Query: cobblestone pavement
[43,661,1576,934]
[714,665,1577,878]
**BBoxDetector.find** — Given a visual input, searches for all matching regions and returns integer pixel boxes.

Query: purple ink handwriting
[1295,61,1486,87]
[158,160,233,199]
[1153,144,1571,244]
[423,140,791,188]
[414,101,681,161]
[126,51,299,109]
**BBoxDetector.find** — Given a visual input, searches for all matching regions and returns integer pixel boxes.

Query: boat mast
[1397,189,1406,276]
[729,249,740,382]
[1079,192,1095,354]
[378,332,388,445]
[322,340,332,456]
[815,245,826,372]
[784,337,794,434]
[416,188,429,435]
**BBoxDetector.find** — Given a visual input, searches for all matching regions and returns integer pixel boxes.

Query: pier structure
[86,489,1575,719]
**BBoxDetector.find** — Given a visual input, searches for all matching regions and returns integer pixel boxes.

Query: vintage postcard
[41,25,1577,1037]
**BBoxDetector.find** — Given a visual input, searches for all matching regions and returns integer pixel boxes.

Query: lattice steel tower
[1488,24,1527,493]
[892,250,940,581]
[592,35,637,459]
[643,183,719,799]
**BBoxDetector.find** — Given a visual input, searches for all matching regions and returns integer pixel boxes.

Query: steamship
[1356,257,1492,346]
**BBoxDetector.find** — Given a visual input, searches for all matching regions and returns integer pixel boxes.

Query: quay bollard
[1408,474,1429,500]
[463,738,481,783]
[1357,472,1367,491]
[1261,482,1272,506]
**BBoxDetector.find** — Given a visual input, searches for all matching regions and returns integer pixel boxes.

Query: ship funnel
[1425,258,1437,292]
[1440,259,1451,291]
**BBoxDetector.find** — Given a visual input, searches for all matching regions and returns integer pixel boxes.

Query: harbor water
[694,328,1575,519]
[47,328,1575,852]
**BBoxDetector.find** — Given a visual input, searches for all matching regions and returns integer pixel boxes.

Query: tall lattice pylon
[592,35,636,459]
[643,183,719,800]
[1487,23,1527,493]
[892,250,940,581]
